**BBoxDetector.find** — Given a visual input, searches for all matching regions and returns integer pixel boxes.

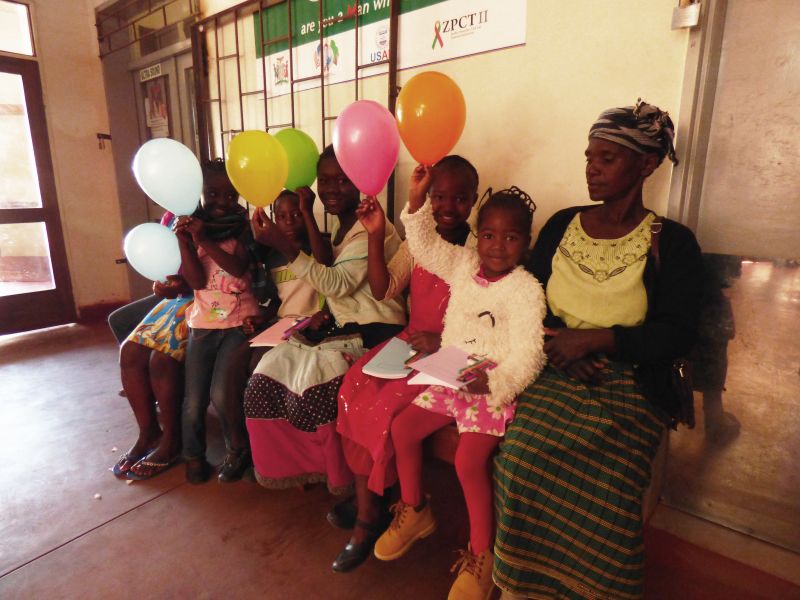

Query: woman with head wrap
[493,100,703,599]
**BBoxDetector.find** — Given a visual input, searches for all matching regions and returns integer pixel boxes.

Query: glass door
[663,0,800,552]
[0,55,75,334]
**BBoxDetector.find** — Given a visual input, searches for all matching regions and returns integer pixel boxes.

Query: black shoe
[185,458,211,484]
[218,450,252,483]
[327,495,357,530]
[331,519,385,573]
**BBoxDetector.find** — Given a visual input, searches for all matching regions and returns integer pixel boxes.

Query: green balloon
[275,128,319,191]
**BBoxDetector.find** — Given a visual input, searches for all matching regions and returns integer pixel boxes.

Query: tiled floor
[1,320,798,599]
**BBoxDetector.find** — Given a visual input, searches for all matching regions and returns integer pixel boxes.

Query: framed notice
[143,76,170,139]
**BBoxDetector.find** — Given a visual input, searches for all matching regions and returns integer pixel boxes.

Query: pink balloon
[333,100,400,196]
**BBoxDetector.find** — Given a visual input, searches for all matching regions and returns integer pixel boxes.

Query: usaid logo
[370,25,389,63]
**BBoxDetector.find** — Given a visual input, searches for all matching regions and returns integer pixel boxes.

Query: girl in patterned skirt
[112,210,193,481]
[493,101,703,600]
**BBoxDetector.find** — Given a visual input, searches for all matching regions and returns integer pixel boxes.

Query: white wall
[25,0,688,311]
[394,1,688,227]
[199,0,689,231]
[29,0,129,309]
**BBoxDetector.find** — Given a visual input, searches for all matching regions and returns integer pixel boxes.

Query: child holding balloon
[245,188,329,332]
[112,209,193,481]
[330,155,480,573]
[229,188,330,384]
[174,158,261,484]
[242,144,406,495]
[373,167,547,600]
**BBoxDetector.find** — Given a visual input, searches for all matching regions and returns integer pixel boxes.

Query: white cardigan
[401,202,547,406]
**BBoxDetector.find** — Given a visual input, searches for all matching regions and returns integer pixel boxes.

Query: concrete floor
[1,319,799,599]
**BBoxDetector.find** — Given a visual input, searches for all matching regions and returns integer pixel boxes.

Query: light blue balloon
[132,138,202,216]
[123,223,182,281]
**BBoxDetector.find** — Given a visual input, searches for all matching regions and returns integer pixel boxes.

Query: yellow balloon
[225,131,288,207]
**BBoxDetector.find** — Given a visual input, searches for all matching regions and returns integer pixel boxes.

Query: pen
[404,350,428,366]
[281,316,312,340]
[456,358,497,382]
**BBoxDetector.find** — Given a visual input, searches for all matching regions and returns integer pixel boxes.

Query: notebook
[408,347,496,390]
[249,316,310,347]
[361,337,415,380]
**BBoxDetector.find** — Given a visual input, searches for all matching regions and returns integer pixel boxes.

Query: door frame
[667,0,728,228]
[0,55,75,334]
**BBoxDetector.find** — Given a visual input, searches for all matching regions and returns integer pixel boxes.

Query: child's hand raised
[356,196,386,236]
[408,164,433,213]
[251,207,284,247]
[296,186,316,214]
[173,216,203,246]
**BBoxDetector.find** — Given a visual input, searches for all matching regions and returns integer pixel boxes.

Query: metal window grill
[96,0,200,58]
[190,0,400,219]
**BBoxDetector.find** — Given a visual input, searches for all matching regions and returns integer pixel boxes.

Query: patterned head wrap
[589,98,678,166]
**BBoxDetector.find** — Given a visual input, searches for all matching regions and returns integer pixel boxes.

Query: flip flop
[126,454,180,481]
[111,453,146,478]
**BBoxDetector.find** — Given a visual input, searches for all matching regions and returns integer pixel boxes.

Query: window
[0,0,34,56]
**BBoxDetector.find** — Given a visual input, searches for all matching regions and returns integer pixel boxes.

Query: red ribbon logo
[432,20,444,49]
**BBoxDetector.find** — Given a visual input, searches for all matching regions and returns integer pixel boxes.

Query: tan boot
[448,544,495,600]
[373,498,436,560]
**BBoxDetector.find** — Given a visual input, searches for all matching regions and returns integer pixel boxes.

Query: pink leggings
[391,404,500,554]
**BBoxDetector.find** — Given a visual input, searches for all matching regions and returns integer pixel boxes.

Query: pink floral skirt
[411,386,516,436]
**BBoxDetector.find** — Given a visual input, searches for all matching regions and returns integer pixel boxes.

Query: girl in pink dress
[331,156,479,573]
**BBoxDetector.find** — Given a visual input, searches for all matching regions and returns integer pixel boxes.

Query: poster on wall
[143,77,170,138]
[254,0,526,98]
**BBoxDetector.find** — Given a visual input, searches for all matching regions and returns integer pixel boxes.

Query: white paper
[362,337,414,380]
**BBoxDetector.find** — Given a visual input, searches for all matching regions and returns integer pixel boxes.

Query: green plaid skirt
[493,363,665,599]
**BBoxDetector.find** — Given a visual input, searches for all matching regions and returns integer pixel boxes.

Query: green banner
[254,0,443,58]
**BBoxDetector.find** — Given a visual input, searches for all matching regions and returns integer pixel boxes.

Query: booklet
[249,316,311,347]
[361,337,416,380]
[408,347,496,390]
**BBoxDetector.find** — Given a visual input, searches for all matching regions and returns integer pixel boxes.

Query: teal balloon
[275,128,319,191]
[123,223,181,281]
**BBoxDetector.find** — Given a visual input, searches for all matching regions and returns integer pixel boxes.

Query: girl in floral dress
[372,166,547,600]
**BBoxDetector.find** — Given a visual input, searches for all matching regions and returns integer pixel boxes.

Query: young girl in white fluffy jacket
[368,165,547,600]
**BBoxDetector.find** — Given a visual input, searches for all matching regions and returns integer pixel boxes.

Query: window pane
[0,71,42,209]
[0,222,55,297]
[0,1,33,56]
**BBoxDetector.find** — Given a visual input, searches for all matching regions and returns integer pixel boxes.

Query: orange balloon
[396,72,466,166]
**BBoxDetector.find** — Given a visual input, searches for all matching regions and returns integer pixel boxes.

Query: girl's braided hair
[476,186,537,234]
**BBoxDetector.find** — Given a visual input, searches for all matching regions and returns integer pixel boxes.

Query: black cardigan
[525,206,704,418]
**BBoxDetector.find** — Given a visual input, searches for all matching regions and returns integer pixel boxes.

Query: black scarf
[194,205,248,241]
